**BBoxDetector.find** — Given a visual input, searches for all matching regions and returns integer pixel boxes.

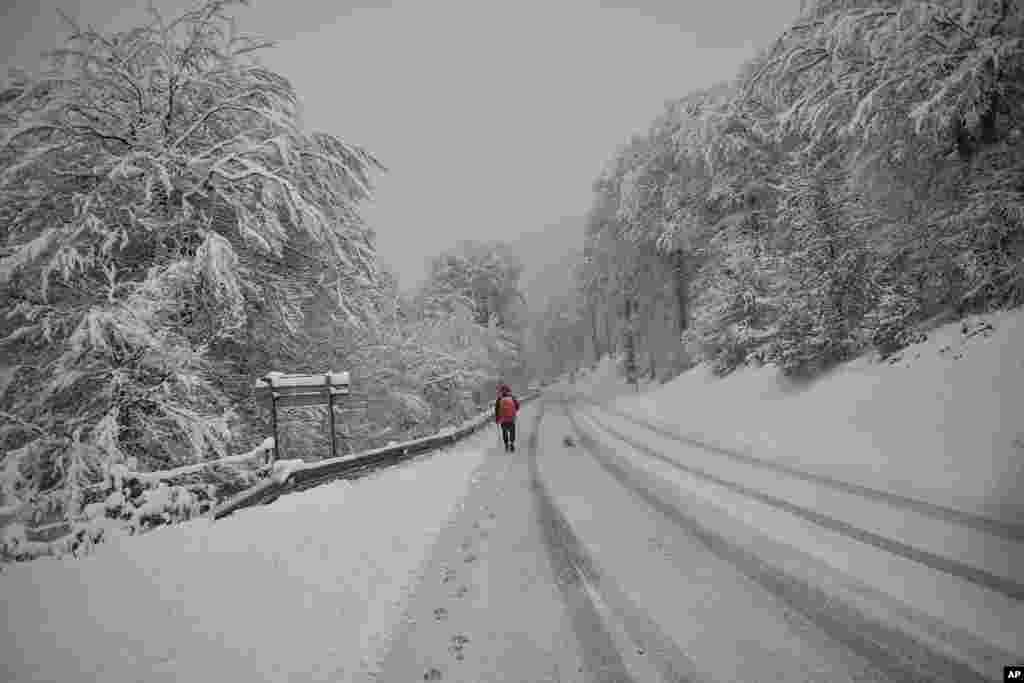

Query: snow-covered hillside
[574,308,1024,525]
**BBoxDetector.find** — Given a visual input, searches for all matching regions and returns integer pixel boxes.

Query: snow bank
[611,309,1024,523]
[0,435,489,683]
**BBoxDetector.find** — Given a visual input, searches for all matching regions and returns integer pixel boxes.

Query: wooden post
[325,373,338,460]
[269,389,281,464]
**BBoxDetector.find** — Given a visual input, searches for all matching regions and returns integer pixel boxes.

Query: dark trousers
[500,421,516,448]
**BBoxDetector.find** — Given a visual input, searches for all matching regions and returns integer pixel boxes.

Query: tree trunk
[980,50,1001,148]
[587,300,603,359]
[623,328,638,389]
[953,117,974,161]
[672,250,688,332]
[602,309,614,358]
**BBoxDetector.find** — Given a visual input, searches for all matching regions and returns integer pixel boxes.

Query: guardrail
[213,391,540,520]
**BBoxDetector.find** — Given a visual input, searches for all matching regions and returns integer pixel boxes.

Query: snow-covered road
[376,403,590,682]
[558,400,1017,681]
[378,396,1013,681]
[2,393,1018,682]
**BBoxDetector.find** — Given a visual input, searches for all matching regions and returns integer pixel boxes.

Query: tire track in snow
[564,407,992,683]
[579,404,1024,603]
[584,398,1024,543]
[526,402,637,683]
[528,400,704,683]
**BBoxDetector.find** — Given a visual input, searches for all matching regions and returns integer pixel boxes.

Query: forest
[533,0,1024,386]
[2,0,1022,558]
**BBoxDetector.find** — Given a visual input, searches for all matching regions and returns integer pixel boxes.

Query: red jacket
[495,395,519,423]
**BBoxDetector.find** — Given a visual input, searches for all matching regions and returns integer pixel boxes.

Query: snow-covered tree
[529,290,588,380]
[819,2,1014,156]
[0,0,382,534]
[573,0,1023,381]
[764,168,874,374]
[420,240,525,329]
[862,260,926,357]
[749,0,1024,317]
[680,214,781,374]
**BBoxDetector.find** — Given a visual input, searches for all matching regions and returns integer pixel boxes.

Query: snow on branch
[128,437,273,485]
[0,0,383,558]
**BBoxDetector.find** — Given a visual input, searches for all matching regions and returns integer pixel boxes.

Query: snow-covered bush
[0,438,274,562]
[863,268,926,358]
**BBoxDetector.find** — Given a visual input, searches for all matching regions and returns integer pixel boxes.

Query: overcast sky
[1,0,801,289]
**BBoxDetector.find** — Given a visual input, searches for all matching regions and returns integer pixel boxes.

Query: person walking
[494,384,519,453]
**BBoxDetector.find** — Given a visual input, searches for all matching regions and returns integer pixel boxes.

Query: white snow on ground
[0,435,490,683]
[575,409,1023,658]
[576,308,1024,523]
[565,311,1024,674]
[537,411,886,683]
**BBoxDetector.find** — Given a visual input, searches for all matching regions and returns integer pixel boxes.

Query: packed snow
[563,309,1024,667]
[537,410,892,683]
[575,409,1022,657]
[573,308,1024,524]
[0,434,490,683]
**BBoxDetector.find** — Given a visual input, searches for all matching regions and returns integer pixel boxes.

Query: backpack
[498,396,518,421]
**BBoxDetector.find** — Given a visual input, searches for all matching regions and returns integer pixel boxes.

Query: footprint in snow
[453,585,469,599]
[442,568,456,584]
[449,634,470,661]
[423,667,443,680]
[434,607,448,622]
[464,553,477,564]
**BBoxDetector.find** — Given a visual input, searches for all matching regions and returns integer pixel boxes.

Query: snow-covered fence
[122,438,276,486]
[1,391,539,561]
[213,390,541,520]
